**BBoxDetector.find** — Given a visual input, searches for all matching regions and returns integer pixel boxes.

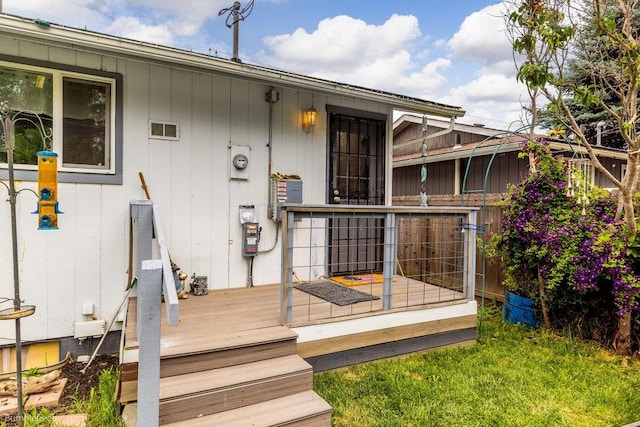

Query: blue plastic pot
[502,290,539,328]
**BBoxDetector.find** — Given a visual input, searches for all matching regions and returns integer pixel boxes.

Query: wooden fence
[394,194,507,301]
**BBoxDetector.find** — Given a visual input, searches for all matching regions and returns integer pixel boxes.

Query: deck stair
[119,289,332,426]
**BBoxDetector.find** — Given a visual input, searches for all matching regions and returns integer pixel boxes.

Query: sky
[1,0,531,130]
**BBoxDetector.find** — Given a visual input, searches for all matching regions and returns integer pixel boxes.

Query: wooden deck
[123,278,466,353]
[120,280,476,425]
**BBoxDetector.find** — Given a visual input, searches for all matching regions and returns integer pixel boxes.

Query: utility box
[269,176,302,221]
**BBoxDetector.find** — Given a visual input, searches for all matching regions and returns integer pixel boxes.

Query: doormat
[294,281,380,306]
[331,273,384,287]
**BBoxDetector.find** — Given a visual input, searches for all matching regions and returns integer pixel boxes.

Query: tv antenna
[218,0,255,63]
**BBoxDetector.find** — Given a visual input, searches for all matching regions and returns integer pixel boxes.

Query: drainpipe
[454,159,461,196]
[453,133,462,196]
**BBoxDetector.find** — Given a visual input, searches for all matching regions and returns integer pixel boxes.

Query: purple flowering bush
[491,140,640,347]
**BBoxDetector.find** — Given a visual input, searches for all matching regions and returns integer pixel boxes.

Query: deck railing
[280,204,478,325]
[129,200,179,427]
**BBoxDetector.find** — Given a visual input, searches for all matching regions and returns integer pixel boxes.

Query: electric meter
[233,153,249,169]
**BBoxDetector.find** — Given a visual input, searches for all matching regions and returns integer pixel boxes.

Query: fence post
[383,212,397,310]
[137,259,163,427]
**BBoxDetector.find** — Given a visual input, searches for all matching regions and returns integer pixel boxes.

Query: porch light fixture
[302,106,317,133]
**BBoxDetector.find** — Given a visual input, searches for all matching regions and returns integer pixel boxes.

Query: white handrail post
[131,201,154,342]
[130,200,180,425]
[137,259,162,427]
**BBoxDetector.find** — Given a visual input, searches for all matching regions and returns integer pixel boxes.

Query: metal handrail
[280,204,478,325]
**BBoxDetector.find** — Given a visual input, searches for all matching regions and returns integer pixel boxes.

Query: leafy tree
[536,2,640,149]
[506,0,640,354]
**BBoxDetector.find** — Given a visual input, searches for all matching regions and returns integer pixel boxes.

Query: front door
[327,108,386,276]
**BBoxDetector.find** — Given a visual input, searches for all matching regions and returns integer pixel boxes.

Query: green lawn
[313,308,640,427]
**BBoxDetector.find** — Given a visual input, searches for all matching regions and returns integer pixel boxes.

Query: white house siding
[0,33,392,342]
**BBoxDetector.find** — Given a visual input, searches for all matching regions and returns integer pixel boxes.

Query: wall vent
[149,120,180,140]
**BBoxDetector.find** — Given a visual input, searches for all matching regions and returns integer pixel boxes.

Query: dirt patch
[0,353,119,425]
[56,353,119,411]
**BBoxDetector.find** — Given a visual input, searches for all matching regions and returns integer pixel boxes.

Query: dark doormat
[294,281,380,306]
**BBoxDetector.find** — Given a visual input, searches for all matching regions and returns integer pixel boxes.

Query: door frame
[325,105,387,276]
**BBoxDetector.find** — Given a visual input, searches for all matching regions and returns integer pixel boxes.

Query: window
[1,60,117,176]
[149,120,179,140]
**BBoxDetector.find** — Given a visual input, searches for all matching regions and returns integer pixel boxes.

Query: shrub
[491,140,640,348]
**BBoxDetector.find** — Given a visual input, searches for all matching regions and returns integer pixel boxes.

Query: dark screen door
[327,109,385,275]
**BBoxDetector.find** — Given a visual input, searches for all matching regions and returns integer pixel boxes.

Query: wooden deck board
[124,279,467,354]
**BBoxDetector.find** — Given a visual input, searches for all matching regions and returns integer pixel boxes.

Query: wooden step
[160,325,298,378]
[120,325,298,386]
[156,355,314,425]
[161,390,332,427]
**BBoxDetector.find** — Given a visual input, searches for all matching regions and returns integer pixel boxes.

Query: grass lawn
[313,307,640,427]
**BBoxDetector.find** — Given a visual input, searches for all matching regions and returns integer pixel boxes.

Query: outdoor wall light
[302,106,318,133]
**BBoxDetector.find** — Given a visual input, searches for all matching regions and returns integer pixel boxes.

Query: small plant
[23,367,39,378]
[66,386,89,414]
[85,367,123,427]
[23,406,53,427]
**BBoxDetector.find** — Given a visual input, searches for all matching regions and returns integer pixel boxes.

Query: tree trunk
[614,312,632,355]
[537,264,552,330]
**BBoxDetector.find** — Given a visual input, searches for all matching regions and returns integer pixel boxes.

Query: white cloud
[4,0,112,29]
[442,73,530,128]
[257,14,453,98]
[106,17,174,45]
[448,3,513,69]
[260,14,421,73]
[121,0,230,37]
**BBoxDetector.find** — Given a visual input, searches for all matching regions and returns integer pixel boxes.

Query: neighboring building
[0,16,466,358]
[392,114,627,204]
[392,113,629,299]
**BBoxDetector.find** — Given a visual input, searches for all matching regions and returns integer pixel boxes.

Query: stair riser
[159,371,313,425]
[161,339,297,377]
[120,339,297,386]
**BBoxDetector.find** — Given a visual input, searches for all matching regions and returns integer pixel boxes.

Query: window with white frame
[0,61,116,175]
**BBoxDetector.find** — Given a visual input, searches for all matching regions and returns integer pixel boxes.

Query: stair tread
[120,354,311,403]
[159,325,298,358]
[161,390,332,427]
[158,354,312,400]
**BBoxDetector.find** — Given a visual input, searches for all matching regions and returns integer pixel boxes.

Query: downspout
[454,158,461,196]
[454,133,462,196]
